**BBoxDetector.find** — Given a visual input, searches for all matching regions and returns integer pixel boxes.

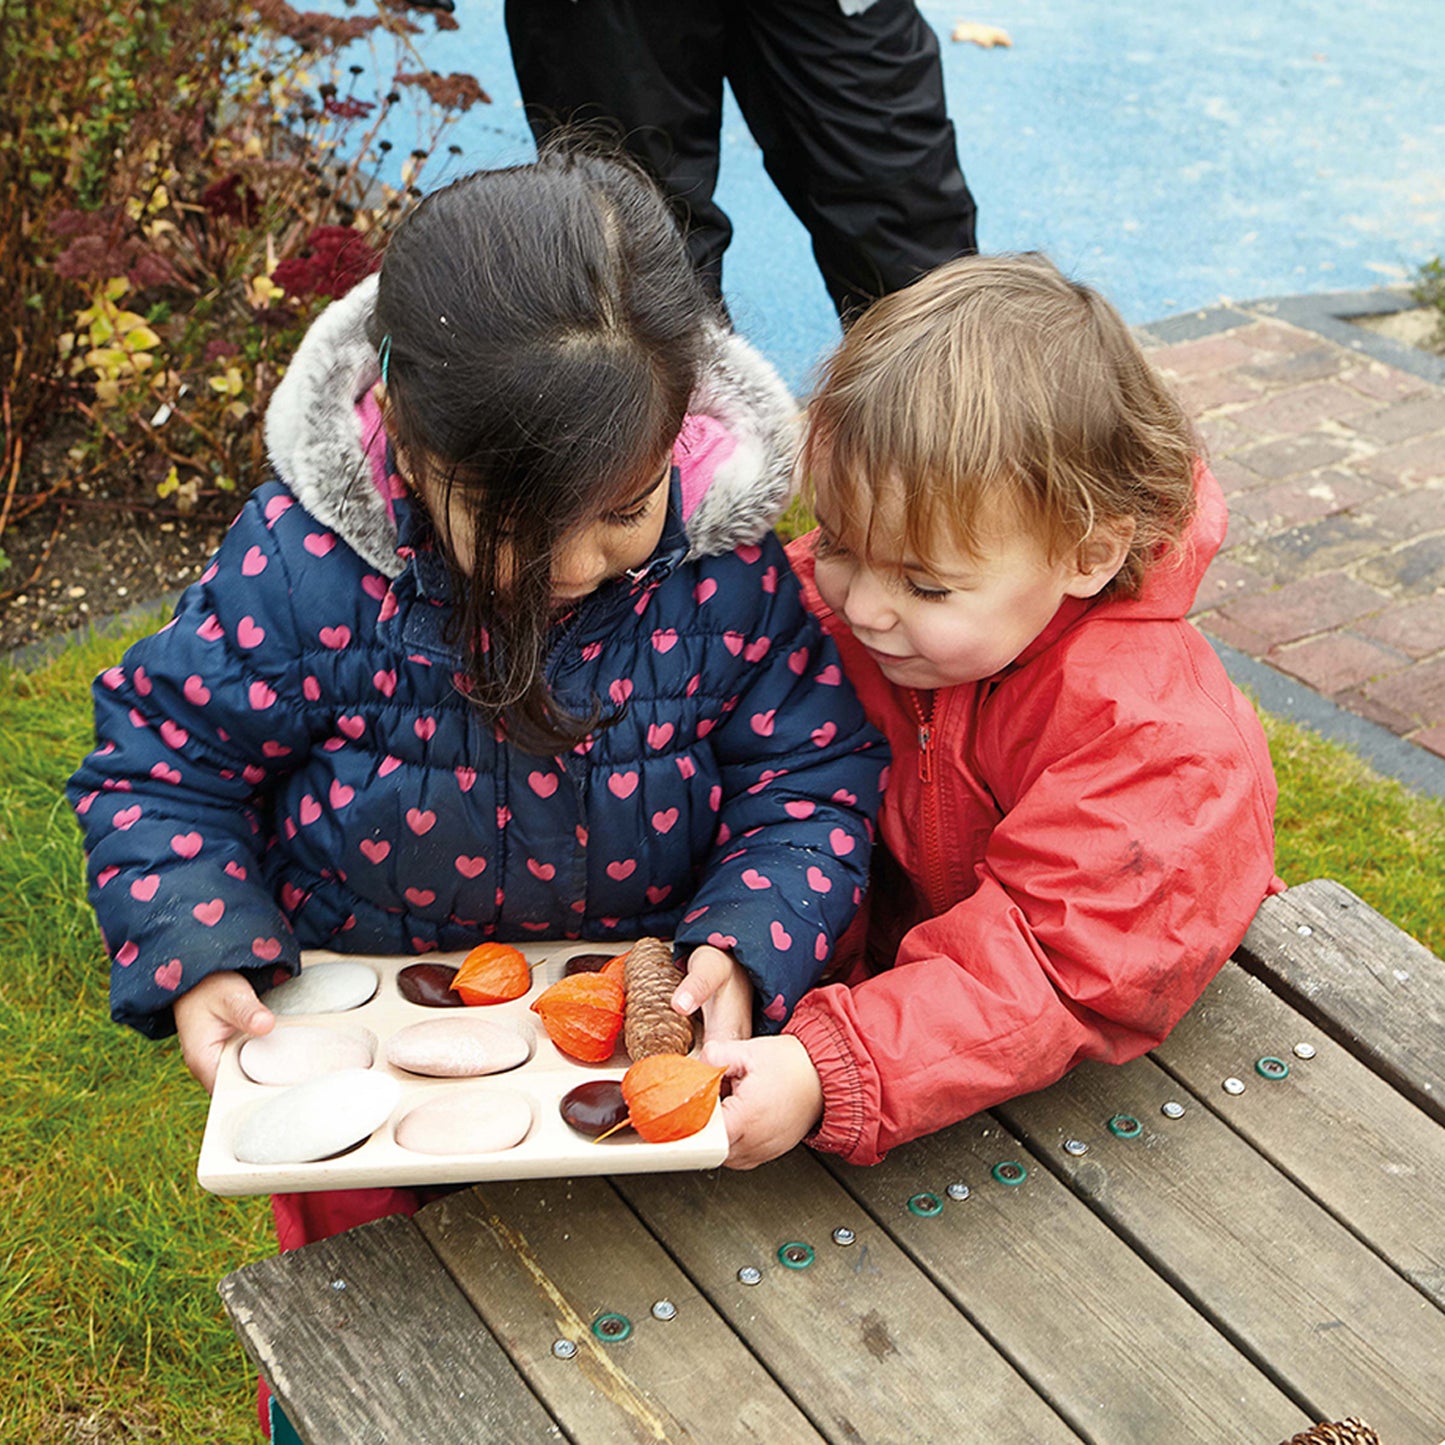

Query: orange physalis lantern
[620,1053,725,1142]
[600,952,630,982]
[450,942,531,1005]
[530,972,625,1062]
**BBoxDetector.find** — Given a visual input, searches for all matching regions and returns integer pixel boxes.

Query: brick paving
[1137,300,1445,765]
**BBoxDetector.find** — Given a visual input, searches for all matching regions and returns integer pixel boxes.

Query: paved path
[1137,292,1445,785]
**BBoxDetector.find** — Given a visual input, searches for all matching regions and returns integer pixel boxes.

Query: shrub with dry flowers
[0,0,487,587]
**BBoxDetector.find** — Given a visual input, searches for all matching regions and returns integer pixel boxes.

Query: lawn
[3,613,1442,1441]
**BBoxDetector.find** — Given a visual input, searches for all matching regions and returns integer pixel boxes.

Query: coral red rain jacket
[783,466,1281,1165]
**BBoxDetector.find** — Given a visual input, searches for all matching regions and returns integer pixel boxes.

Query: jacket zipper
[906,689,949,913]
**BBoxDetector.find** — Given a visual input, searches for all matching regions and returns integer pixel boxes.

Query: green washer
[907,1192,944,1216]
[991,1161,1028,1186]
[591,1313,632,1343]
[777,1242,815,1269]
[1255,1055,1290,1080]
[1107,1113,1143,1139]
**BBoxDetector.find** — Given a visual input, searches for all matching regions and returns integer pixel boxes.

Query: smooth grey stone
[265,962,378,1016]
[232,1069,400,1165]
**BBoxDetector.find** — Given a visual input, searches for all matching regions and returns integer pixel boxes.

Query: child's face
[548,462,672,605]
[812,482,1113,690]
[416,457,671,605]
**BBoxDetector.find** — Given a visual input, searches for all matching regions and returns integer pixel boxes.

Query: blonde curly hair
[802,253,1199,598]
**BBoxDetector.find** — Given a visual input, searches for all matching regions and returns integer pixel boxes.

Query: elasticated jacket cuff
[784,997,867,1161]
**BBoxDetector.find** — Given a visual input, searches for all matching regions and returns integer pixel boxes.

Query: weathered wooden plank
[823,1115,1311,1442]
[1158,961,1445,1309]
[616,1149,1079,1444]
[998,1057,1445,1442]
[1235,879,1445,1124]
[417,1178,824,1444]
[218,1215,560,1445]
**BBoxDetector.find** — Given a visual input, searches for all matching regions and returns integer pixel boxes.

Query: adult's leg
[503,0,732,300]
[730,0,977,320]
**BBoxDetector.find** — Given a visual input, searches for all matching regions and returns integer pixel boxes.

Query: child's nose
[841,570,895,632]
[553,530,607,595]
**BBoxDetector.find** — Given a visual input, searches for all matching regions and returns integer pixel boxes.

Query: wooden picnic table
[220,878,1445,1444]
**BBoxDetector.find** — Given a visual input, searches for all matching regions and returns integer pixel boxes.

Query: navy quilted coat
[70,278,887,1039]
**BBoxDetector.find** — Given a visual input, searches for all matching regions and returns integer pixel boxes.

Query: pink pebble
[394,1087,533,1155]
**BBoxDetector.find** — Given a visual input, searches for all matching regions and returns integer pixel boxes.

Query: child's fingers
[175,971,274,1093]
[220,983,275,1038]
[670,944,729,1016]
[700,1038,752,1077]
[701,984,752,1045]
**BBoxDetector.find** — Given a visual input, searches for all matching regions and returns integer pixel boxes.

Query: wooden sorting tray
[197,942,727,1196]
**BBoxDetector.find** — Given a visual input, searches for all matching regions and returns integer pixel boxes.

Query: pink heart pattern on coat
[74,480,883,1047]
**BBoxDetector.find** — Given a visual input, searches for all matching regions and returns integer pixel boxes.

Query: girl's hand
[172,970,275,1094]
[702,1035,825,1170]
[671,944,753,1045]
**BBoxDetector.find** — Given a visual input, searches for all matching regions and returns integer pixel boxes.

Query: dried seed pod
[450,943,530,1005]
[623,937,694,1060]
[621,1053,725,1142]
[530,973,624,1062]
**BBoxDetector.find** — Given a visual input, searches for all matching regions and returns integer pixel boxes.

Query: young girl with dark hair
[69,149,887,1242]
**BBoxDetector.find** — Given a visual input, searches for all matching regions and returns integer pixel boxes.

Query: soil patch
[1,415,232,657]
[0,500,226,658]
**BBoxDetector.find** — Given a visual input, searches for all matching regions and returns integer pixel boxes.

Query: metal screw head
[991,1161,1028,1186]
[945,1182,971,1201]
[1161,1101,1186,1119]
[1063,1138,1089,1156]
[1107,1113,1143,1139]
[651,1300,677,1321]
[1255,1055,1290,1080]
[1293,1042,1317,1060]
[831,1226,857,1246]
[1296,924,1313,937]
[1222,1076,1246,1095]
[552,1339,577,1360]
[737,1266,762,1286]
[330,1279,347,1292]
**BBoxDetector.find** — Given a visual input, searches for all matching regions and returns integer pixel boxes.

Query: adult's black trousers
[504,0,978,321]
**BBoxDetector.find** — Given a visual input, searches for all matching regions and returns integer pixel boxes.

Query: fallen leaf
[952,21,1012,48]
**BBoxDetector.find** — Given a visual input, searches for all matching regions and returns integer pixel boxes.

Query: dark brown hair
[371,144,716,752]
[803,252,1198,597]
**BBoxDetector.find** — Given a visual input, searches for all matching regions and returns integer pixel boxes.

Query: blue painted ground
[330,0,1445,392]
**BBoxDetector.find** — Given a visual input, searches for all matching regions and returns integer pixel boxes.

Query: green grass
[3,616,1443,1441]
[1,616,271,1443]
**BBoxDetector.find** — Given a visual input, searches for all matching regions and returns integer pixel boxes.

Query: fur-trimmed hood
[264,274,800,577]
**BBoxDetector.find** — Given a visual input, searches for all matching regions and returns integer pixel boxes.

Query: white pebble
[265,962,378,1015]
[239,1026,373,1086]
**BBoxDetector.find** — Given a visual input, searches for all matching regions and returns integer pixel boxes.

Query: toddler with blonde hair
[709,253,1281,1168]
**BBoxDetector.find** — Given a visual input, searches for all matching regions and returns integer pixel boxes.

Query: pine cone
[1280,1420,1381,1445]
[623,937,694,1060]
